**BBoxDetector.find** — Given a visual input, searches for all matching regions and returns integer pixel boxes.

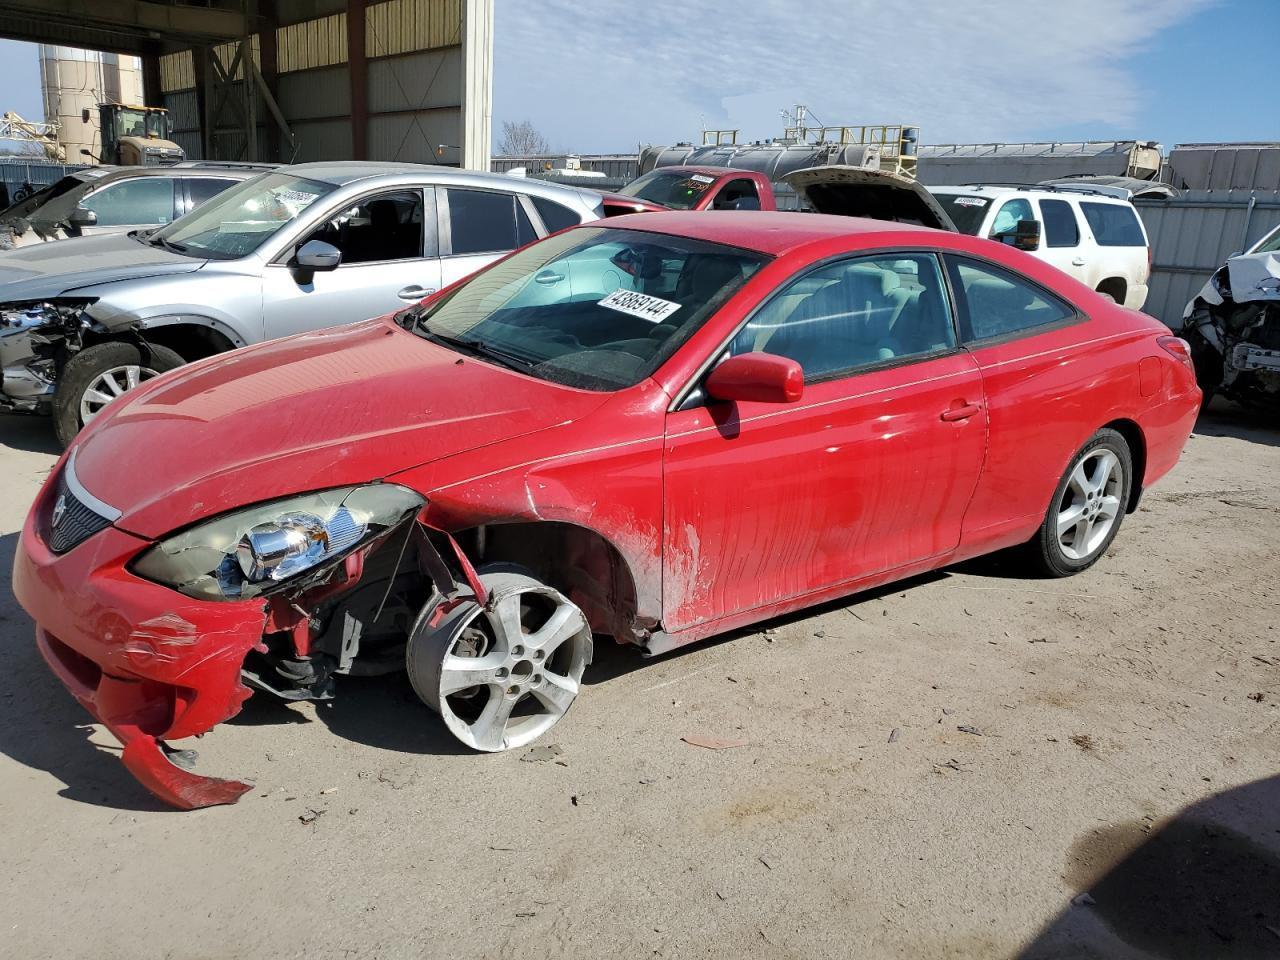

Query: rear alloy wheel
[53,340,185,447]
[407,569,592,752]
[1028,428,1132,577]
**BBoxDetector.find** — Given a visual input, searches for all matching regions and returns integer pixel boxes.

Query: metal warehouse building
[0,0,494,169]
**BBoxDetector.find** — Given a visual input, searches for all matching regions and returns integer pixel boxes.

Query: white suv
[930,184,1151,309]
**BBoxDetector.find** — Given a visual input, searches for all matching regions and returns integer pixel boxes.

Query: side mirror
[69,206,97,228]
[705,353,803,404]
[291,239,342,282]
[295,239,342,271]
[1007,218,1041,250]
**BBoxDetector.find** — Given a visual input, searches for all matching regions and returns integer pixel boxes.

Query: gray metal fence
[0,158,87,206]
[1136,189,1280,328]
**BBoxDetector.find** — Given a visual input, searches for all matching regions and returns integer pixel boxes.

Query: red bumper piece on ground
[37,626,253,810]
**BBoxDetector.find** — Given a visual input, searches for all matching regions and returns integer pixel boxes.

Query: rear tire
[1027,429,1132,578]
[53,340,185,447]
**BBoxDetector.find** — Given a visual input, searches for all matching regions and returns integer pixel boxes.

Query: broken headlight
[132,484,425,601]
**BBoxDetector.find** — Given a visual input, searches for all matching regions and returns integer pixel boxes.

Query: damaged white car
[1180,223,1280,410]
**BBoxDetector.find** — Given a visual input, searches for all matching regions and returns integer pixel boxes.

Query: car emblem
[51,493,67,529]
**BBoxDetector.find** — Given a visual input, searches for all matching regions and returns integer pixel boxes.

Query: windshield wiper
[148,234,188,254]
[416,324,534,373]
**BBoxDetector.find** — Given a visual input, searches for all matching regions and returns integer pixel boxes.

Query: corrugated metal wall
[1137,190,1280,328]
[155,0,466,165]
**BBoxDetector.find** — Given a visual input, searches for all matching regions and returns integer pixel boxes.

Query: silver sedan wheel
[408,571,592,752]
[79,364,160,423]
[1056,449,1124,561]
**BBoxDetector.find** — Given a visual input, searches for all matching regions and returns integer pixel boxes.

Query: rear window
[531,195,582,233]
[1080,202,1145,247]
[933,193,990,235]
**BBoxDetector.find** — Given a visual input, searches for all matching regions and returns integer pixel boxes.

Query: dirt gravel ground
[1,405,1277,960]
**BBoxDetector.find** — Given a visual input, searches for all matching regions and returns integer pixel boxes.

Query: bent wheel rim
[433,583,590,752]
[1056,448,1124,561]
[80,364,160,423]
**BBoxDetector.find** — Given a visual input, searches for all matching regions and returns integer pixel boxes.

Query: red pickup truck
[603,166,778,214]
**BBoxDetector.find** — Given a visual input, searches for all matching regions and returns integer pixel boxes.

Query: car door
[662,251,987,633]
[78,176,177,236]
[260,187,441,339]
[437,186,540,289]
[941,254,1091,545]
[1035,197,1088,284]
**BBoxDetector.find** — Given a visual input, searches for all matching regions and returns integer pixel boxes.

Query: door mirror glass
[705,353,803,404]
[1010,218,1041,250]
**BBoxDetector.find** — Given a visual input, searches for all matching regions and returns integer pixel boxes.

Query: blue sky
[2,0,1275,157]
[494,0,1280,153]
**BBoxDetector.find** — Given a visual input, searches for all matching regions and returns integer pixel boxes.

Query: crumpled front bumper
[12,487,269,809]
[0,323,53,412]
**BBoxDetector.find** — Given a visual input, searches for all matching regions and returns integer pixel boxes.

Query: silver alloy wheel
[409,572,592,752]
[1056,448,1124,561]
[79,364,160,423]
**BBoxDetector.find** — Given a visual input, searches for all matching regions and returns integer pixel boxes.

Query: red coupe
[12,211,1200,808]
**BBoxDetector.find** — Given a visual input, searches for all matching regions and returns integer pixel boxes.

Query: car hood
[0,233,205,302]
[1226,250,1280,303]
[72,318,611,539]
[781,166,957,231]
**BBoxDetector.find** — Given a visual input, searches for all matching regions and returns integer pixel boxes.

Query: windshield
[616,171,718,210]
[933,192,990,235]
[150,172,335,259]
[113,108,169,140]
[410,226,768,390]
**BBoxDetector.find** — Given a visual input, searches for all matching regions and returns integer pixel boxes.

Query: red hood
[73,318,609,539]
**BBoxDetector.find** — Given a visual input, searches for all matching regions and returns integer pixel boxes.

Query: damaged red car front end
[13,475,267,807]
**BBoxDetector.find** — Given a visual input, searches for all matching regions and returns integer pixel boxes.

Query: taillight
[1157,335,1194,372]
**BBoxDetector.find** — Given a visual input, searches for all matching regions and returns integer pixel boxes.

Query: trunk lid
[780,166,957,232]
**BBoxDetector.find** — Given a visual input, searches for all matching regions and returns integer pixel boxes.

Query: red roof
[602,210,948,256]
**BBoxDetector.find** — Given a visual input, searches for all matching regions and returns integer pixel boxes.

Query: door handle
[940,402,981,422]
[534,271,566,285]
[397,285,435,301]
[1071,257,1086,266]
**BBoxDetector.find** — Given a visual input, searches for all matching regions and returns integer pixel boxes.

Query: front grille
[47,478,112,554]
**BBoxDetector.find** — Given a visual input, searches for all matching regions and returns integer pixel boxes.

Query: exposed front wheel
[1028,428,1132,577]
[53,340,185,447]
[406,569,593,752]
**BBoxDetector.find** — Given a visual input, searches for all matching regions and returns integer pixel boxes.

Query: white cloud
[494,0,1214,152]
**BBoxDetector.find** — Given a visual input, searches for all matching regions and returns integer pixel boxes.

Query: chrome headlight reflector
[133,484,424,601]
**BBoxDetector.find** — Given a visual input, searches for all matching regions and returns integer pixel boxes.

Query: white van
[929,184,1152,309]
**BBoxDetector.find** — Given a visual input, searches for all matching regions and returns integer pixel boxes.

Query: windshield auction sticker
[952,196,988,207]
[598,289,682,323]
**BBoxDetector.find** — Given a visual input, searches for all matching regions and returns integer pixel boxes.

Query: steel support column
[461,0,494,171]
[347,0,367,161]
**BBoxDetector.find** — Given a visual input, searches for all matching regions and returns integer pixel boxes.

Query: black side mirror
[1009,219,1041,250]
[291,239,342,283]
[68,206,97,229]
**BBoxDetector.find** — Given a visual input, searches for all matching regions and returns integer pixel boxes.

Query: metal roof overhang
[0,0,255,55]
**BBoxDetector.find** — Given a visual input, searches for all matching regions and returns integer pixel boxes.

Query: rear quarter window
[1080,202,1146,247]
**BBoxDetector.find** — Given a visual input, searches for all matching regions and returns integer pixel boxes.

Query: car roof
[930,183,1133,204]
[601,210,947,256]
[280,161,599,203]
[83,165,259,182]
